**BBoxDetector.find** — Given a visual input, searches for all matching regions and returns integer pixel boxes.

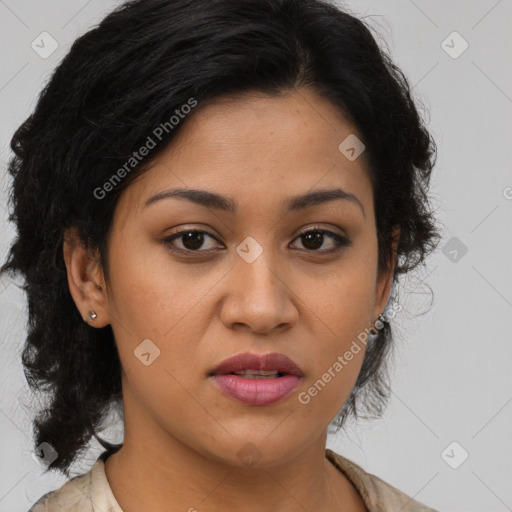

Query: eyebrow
[143,187,365,218]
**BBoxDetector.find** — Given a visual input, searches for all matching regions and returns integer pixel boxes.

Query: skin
[64,87,399,512]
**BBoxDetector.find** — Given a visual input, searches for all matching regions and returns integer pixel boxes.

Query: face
[71,88,396,468]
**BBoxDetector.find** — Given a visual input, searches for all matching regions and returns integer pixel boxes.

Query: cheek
[296,354,364,427]
[310,258,377,339]
[106,235,199,336]
[105,236,219,383]
[295,257,375,415]
[297,319,367,422]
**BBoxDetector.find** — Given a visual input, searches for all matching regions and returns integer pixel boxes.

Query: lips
[209,352,304,378]
[209,352,304,406]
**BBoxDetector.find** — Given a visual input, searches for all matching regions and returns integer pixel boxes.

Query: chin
[197,429,310,470]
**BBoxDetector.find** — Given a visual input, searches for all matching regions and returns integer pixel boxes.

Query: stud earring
[85,311,97,323]
[367,313,386,342]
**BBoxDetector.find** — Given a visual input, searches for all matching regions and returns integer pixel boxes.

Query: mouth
[208,352,304,406]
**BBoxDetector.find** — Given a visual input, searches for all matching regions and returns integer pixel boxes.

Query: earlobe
[63,228,110,327]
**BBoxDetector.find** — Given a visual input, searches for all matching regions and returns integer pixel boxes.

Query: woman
[1,0,441,510]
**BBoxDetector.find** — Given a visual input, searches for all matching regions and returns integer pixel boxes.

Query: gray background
[1,1,511,511]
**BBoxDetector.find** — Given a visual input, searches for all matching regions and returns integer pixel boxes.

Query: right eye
[162,229,224,254]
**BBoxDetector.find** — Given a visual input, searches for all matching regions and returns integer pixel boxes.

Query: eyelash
[162,227,351,256]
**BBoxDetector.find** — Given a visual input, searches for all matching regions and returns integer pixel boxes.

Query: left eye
[290,229,350,252]
[163,228,350,254]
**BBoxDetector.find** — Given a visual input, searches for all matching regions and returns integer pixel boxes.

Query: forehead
[117,88,373,218]
[169,88,363,157]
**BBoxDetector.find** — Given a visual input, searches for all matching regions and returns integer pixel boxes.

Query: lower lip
[210,374,302,405]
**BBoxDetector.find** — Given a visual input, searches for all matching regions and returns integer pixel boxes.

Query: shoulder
[325,448,439,512]
[27,470,94,512]
[27,454,121,512]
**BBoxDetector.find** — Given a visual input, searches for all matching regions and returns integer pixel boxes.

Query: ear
[373,225,400,321]
[63,227,110,327]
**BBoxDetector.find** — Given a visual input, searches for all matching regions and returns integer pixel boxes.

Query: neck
[103,391,366,512]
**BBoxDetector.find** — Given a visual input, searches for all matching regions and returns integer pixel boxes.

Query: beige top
[28,449,438,511]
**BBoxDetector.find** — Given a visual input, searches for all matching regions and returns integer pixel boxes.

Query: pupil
[302,231,323,250]
[183,231,204,250]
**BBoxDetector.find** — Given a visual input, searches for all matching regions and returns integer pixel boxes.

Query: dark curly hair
[1,0,442,476]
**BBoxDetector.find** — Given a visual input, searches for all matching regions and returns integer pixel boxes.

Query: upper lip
[210,352,304,377]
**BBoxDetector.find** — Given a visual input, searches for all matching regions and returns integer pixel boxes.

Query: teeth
[232,369,280,377]
[240,375,276,379]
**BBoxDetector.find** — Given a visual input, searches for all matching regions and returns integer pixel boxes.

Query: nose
[219,253,299,335]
